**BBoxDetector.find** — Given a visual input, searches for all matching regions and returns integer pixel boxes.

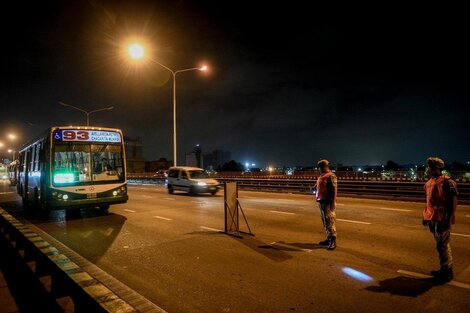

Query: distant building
[124,136,146,173]
[146,158,173,172]
[203,149,231,170]
[186,144,203,168]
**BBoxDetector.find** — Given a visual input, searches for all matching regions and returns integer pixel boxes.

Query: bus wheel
[99,205,110,214]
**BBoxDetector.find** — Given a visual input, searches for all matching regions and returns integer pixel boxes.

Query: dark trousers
[428,221,453,268]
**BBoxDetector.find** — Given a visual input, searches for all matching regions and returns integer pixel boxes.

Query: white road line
[0,192,14,195]
[269,210,295,215]
[200,226,222,232]
[153,216,172,221]
[397,270,430,279]
[163,197,175,201]
[124,209,136,213]
[336,203,345,206]
[139,195,153,198]
[270,242,312,252]
[377,207,412,212]
[398,270,470,290]
[336,218,371,225]
[451,232,470,238]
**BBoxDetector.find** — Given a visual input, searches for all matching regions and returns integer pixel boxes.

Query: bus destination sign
[53,130,121,143]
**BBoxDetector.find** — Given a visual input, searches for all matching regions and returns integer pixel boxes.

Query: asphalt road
[1,181,470,313]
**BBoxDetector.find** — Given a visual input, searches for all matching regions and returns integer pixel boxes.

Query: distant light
[245,162,249,167]
[251,163,256,167]
[128,43,145,59]
[8,134,16,140]
[7,149,12,153]
[342,267,373,282]
[0,142,4,147]
[200,65,208,71]
[358,168,362,172]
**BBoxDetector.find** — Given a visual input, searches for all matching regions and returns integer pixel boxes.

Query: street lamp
[127,42,207,166]
[58,102,114,126]
[7,149,15,161]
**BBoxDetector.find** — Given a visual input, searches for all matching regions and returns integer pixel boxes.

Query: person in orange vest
[313,159,338,250]
[423,157,458,283]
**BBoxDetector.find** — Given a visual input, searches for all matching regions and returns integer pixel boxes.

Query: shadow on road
[236,235,294,262]
[365,275,437,297]
[273,242,326,250]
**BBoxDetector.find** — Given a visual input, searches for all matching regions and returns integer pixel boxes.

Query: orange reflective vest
[316,172,334,202]
[423,175,454,223]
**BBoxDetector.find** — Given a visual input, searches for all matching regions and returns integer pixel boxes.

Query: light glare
[342,267,373,282]
[128,43,145,59]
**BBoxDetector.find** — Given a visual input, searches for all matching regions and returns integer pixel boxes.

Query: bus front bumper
[45,195,128,210]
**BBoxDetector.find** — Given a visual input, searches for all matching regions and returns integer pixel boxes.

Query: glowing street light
[7,149,15,161]
[58,101,114,126]
[126,41,207,166]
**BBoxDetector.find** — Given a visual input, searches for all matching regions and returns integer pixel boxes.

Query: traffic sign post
[224,182,254,238]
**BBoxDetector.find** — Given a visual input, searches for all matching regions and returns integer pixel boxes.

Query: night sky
[1,1,469,167]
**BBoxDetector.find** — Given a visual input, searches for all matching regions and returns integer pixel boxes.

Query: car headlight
[197,181,207,186]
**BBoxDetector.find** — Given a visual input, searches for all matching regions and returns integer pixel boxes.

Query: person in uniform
[313,159,338,250]
[423,157,458,283]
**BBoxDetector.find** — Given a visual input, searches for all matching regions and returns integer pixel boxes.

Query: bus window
[53,143,91,183]
[91,144,124,181]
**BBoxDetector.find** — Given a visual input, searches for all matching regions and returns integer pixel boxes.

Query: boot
[319,239,329,246]
[327,237,336,250]
[432,266,453,283]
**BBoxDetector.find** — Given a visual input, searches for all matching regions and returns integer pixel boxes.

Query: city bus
[17,126,128,212]
[8,160,19,186]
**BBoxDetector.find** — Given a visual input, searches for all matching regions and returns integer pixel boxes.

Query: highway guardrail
[127,174,470,204]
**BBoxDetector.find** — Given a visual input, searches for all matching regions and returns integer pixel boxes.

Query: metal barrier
[0,208,137,313]
[126,174,470,204]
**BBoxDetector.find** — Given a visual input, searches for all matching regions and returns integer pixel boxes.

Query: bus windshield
[53,143,124,185]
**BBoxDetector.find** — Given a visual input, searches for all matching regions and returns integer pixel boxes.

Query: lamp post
[127,43,207,166]
[58,102,114,126]
[7,149,15,161]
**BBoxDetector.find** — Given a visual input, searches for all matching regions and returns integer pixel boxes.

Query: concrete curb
[0,208,166,313]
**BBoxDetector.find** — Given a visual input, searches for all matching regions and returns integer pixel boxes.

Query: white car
[165,166,220,195]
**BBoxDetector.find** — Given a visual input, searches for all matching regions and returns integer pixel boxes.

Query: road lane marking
[139,195,153,198]
[336,203,345,206]
[269,210,295,215]
[270,242,312,252]
[451,233,470,238]
[200,226,222,232]
[163,197,175,201]
[336,219,371,225]
[153,216,172,221]
[0,192,14,195]
[398,270,470,290]
[377,207,412,212]
[124,209,136,213]
[276,199,295,202]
